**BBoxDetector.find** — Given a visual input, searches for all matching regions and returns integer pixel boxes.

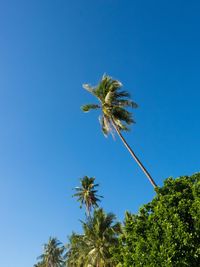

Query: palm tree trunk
[112,120,157,188]
[86,202,90,218]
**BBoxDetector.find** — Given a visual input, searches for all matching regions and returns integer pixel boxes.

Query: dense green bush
[113,174,200,267]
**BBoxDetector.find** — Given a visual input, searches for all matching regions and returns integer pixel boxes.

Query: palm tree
[81,75,157,188]
[38,237,65,267]
[66,208,121,267]
[73,176,103,216]
[82,208,121,267]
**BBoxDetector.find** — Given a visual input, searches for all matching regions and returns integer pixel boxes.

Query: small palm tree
[81,75,157,188]
[73,176,103,216]
[38,237,65,267]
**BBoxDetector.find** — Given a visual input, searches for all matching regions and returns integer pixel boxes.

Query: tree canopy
[112,173,200,266]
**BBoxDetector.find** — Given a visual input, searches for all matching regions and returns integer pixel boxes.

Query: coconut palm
[66,208,121,267]
[38,237,65,267]
[73,176,103,216]
[81,75,157,188]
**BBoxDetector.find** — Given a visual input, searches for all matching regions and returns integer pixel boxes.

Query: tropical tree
[112,173,200,266]
[73,176,103,216]
[81,75,157,188]
[38,237,65,267]
[66,208,121,267]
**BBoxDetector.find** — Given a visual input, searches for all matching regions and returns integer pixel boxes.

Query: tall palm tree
[66,208,121,267]
[73,176,103,216]
[38,237,65,267]
[81,75,157,188]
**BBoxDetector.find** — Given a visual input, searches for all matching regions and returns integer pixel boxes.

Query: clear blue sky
[0,0,200,266]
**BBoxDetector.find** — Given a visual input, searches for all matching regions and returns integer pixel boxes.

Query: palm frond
[113,107,134,125]
[99,115,109,136]
[81,104,100,112]
[115,90,130,98]
[105,90,115,105]
[101,115,115,138]
[114,119,129,131]
[116,99,138,108]
[82,83,95,94]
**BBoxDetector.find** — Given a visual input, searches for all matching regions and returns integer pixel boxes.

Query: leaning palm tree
[66,208,121,267]
[73,176,103,216]
[81,75,157,188]
[38,237,65,267]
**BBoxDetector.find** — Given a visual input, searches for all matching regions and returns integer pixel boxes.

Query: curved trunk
[112,120,157,188]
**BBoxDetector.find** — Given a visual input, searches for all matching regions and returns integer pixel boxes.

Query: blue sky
[0,0,200,266]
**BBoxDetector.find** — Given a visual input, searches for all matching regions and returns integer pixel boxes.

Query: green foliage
[112,174,200,266]
[66,208,121,267]
[66,233,86,267]
[81,104,100,112]
[36,174,200,266]
[82,74,137,136]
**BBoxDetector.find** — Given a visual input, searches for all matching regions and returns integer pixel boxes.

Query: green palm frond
[116,99,138,108]
[81,104,100,112]
[112,107,134,125]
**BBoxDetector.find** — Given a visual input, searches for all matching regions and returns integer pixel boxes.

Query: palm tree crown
[81,75,157,188]
[38,237,65,267]
[66,208,121,267]
[82,208,121,266]
[82,74,137,136]
[73,176,103,216]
